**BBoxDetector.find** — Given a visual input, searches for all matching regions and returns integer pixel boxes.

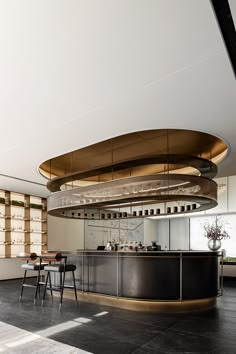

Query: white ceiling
[0,0,235,197]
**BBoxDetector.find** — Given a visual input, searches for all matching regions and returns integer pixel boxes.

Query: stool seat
[42,255,78,310]
[19,254,48,304]
[21,263,48,271]
[44,264,76,272]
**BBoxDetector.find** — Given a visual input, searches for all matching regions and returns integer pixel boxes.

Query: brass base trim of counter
[63,290,217,313]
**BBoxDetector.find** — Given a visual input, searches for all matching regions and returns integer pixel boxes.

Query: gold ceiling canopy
[39,129,228,219]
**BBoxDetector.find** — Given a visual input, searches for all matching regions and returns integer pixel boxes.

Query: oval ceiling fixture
[39,129,228,219]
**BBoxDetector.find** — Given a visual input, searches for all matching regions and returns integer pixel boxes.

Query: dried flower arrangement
[203,216,230,240]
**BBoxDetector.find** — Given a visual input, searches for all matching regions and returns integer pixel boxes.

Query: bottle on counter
[138,241,143,250]
[151,241,158,251]
[106,241,112,251]
[147,241,161,251]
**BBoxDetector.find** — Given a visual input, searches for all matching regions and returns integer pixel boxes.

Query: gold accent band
[64,290,216,313]
[40,129,228,219]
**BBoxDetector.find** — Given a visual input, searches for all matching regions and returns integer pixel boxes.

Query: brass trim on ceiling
[47,154,217,192]
[39,129,227,184]
[39,129,228,219]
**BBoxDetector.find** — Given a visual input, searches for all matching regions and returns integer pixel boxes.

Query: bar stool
[19,253,48,304]
[42,253,78,311]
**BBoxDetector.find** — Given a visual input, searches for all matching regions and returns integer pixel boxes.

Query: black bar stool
[42,253,78,311]
[19,253,48,304]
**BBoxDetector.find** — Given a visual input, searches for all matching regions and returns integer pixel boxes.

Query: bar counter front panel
[66,251,220,304]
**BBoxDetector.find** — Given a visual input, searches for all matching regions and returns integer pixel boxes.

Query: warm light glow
[67,290,217,313]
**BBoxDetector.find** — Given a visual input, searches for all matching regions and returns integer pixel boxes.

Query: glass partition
[84,218,144,250]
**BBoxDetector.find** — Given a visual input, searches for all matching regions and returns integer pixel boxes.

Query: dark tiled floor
[0,278,236,353]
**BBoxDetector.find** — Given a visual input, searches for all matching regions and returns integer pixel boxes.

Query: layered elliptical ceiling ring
[39,129,228,219]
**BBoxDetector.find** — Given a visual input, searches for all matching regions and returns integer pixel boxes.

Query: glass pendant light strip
[47,174,217,219]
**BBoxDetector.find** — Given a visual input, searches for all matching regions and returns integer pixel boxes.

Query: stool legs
[72,271,78,306]
[34,267,42,304]
[42,272,49,305]
[19,269,27,301]
[20,268,42,303]
[42,269,78,310]
[59,271,65,311]
[42,272,53,305]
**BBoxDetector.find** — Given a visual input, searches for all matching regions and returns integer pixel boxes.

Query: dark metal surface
[66,251,220,301]
[182,256,219,299]
[211,0,236,79]
[87,253,118,295]
[119,256,180,300]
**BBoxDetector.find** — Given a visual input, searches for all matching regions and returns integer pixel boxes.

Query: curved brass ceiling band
[47,154,217,192]
[39,129,228,182]
[47,174,217,219]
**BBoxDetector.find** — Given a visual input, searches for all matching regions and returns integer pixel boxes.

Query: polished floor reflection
[0,278,236,353]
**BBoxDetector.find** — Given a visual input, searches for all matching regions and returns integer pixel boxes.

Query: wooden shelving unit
[0,190,47,258]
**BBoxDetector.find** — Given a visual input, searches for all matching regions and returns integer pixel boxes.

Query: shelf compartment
[0,190,47,258]
[11,200,25,207]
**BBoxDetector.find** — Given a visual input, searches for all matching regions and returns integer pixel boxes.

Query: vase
[207,239,221,251]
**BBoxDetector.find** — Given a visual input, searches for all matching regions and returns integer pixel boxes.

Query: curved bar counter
[64,251,222,313]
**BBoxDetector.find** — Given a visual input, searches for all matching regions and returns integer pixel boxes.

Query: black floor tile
[0,278,236,353]
[82,316,166,346]
[106,308,180,330]
[141,329,219,353]
[170,317,236,343]
[50,326,139,354]
[132,346,167,353]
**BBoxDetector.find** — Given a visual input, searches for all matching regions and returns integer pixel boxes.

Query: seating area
[42,253,78,310]
[18,252,78,310]
[19,252,48,304]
